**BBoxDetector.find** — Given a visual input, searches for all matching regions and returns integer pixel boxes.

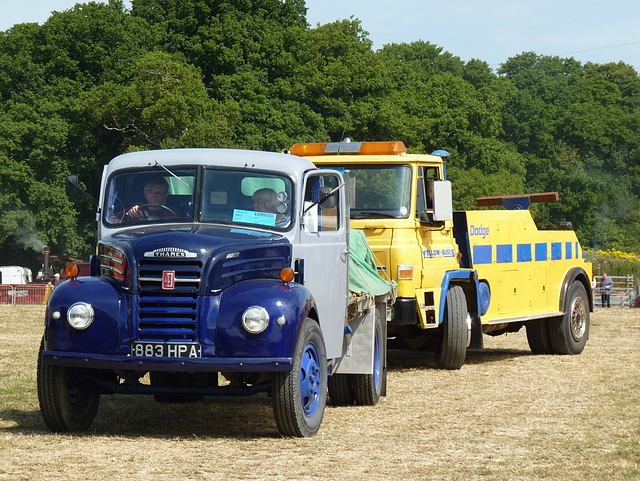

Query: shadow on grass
[0,394,288,439]
[2,348,536,438]
[387,347,534,370]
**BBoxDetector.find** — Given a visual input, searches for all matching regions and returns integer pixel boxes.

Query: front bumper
[42,350,293,372]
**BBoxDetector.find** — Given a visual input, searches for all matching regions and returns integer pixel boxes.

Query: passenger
[252,188,288,227]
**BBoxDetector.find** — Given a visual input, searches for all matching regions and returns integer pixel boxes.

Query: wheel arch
[307,305,319,323]
[439,269,480,323]
[559,267,594,313]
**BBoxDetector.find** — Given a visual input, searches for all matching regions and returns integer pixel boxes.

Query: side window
[303,174,340,233]
[417,166,440,216]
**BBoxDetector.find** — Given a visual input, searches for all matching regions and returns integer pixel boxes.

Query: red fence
[0,284,51,305]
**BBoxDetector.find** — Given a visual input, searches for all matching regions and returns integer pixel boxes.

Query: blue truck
[37,148,395,437]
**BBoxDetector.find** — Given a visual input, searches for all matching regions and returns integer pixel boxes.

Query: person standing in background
[600,272,613,308]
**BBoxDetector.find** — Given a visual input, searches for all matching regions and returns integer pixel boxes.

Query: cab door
[416,165,460,326]
[294,172,348,359]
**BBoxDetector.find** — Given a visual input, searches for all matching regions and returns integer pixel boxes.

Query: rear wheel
[549,281,590,354]
[435,285,468,370]
[526,319,554,354]
[273,318,327,437]
[328,374,354,406]
[37,339,100,432]
[353,302,386,405]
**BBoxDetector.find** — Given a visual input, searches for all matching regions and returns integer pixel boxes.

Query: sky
[1,0,639,71]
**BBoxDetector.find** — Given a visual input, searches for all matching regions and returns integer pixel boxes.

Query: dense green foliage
[1,0,639,272]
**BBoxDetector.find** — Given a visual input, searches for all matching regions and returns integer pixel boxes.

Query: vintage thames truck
[38,148,395,437]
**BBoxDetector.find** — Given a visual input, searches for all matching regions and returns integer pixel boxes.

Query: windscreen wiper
[154,161,191,188]
[352,211,398,219]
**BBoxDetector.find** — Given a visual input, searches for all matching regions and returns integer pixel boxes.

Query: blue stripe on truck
[473,245,492,264]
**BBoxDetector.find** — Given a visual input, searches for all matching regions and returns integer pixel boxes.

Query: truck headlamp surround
[397,264,414,280]
[242,306,270,334]
[67,302,94,330]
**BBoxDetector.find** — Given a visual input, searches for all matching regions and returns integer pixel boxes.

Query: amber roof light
[290,141,406,156]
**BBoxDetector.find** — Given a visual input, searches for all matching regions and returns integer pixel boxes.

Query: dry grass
[0,305,638,480]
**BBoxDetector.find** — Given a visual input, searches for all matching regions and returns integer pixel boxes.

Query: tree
[82,51,234,151]
[1,0,640,264]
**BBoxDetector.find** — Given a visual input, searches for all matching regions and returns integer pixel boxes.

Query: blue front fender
[215,279,314,359]
[44,277,125,354]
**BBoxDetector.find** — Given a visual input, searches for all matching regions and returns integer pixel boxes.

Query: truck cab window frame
[324,164,412,220]
[103,167,197,226]
[302,172,341,233]
[200,167,294,231]
[416,165,440,217]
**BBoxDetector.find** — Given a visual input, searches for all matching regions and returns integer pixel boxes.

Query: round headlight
[67,302,94,330]
[242,306,269,334]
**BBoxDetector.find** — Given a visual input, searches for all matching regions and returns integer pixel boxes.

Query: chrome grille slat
[137,258,203,342]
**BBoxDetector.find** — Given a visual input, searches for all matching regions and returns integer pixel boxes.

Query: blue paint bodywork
[43,224,315,377]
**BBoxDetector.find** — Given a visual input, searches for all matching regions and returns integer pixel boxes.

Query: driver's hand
[126,205,143,219]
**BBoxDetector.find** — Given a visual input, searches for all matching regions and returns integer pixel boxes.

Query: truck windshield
[104,167,294,230]
[104,168,197,226]
[200,169,293,230]
[331,165,412,219]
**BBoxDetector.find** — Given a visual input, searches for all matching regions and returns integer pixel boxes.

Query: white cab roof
[106,148,317,178]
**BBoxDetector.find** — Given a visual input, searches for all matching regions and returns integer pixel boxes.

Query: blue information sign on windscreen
[233,209,276,227]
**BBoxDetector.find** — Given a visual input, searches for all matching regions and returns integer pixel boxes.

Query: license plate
[131,342,201,358]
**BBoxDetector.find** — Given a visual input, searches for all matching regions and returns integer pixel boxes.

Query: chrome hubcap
[570,296,587,341]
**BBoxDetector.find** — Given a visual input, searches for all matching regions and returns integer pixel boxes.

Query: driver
[124,176,176,221]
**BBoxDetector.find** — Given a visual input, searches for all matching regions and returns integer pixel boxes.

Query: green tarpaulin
[348,229,395,297]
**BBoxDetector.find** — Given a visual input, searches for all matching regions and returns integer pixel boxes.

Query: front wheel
[273,318,327,437]
[435,285,468,370]
[37,339,100,432]
[353,302,386,405]
[549,281,590,354]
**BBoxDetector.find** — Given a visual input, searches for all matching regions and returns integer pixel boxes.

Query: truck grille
[136,258,202,342]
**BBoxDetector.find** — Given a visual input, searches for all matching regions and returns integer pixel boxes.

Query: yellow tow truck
[292,140,593,369]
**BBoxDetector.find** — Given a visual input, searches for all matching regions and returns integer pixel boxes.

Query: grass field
[1,305,639,480]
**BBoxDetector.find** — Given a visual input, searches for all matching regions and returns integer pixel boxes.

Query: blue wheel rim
[479,281,491,316]
[373,328,381,389]
[300,341,321,417]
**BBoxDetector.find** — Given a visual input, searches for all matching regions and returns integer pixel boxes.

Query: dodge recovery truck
[294,140,593,370]
[38,148,395,437]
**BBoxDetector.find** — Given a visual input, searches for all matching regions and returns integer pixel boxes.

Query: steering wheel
[108,197,126,223]
[138,204,178,219]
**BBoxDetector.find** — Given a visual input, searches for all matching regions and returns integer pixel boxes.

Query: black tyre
[435,285,468,370]
[149,371,209,403]
[37,339,100,432]
[273,318,327,437]
[328,374,354,406]
[549,281,590,355]
[353,302,386,405]
[149,371,179,403]
[526,319,554,354]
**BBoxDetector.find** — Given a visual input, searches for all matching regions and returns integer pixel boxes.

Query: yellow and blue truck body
[294,140,593,369]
